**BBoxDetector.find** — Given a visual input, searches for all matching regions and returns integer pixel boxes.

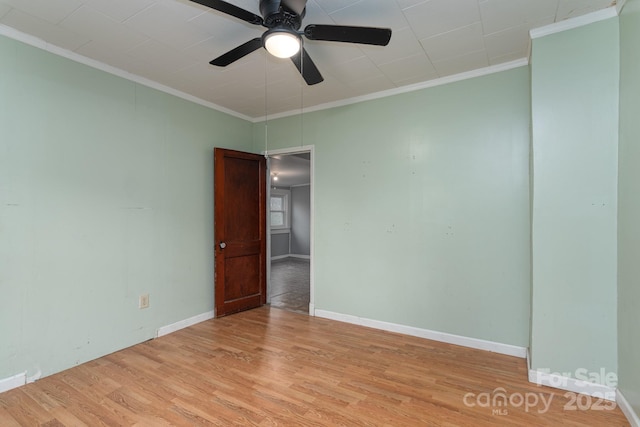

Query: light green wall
[530,18,619,378]
[0,35,252,380]
[618,0,640,413]
[255,68,532,347]
[4,10,635,406]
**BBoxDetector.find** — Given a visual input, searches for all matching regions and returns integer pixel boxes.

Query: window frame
[269,189,290,231]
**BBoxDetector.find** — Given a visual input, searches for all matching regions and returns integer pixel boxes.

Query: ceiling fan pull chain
[264,51,269,155]
[299,42,304,148]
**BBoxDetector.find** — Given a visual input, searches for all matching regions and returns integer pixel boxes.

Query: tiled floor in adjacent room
[270,257,310,314]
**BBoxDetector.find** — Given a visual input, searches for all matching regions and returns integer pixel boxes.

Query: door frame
[265,145,315,316]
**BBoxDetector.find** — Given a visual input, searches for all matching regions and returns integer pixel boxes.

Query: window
[270,189,290,230]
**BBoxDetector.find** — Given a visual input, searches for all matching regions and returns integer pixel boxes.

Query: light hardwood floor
[0,307,630,426]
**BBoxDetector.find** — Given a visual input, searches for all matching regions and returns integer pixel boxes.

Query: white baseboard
[288,254,310,260]
[528,369,616,401]
[0,372,26,394]
[26,369,41,384]
[618,390,640,427]
[156,311,214,338]
[1,313,214,394]
[313,309,527,358]
[271,254,311,261]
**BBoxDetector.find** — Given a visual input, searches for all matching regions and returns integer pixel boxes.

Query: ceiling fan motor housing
[260,0,304,30]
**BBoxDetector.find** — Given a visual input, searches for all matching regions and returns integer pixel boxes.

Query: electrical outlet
[139,294,149,309]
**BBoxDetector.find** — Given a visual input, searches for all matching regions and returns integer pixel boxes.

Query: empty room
[1,0,639,425]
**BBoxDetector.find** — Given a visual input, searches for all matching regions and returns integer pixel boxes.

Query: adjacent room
[268,151,312,314]
[0,0,639,425]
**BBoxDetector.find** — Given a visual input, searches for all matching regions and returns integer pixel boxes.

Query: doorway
[266,146,314,315]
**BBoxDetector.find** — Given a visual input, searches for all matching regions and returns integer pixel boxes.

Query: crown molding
[0,25,253,122]
[2,2,619,126]
[254,58,529,123]
[530,6,618,39]
[617,0,628,14]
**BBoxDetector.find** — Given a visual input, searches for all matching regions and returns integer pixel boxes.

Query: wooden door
[214,148,267,317]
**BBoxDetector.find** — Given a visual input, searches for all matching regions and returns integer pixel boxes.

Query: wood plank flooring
[0,307,630,426]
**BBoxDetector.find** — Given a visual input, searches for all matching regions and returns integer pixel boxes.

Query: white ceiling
[270,153,310,187]
[0,0,616,119]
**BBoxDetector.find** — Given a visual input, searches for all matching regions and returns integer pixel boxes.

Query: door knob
[219,242,227,249]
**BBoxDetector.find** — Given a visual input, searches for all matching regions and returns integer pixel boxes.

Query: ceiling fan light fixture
[264,30,301,58]
[194,0,392,85]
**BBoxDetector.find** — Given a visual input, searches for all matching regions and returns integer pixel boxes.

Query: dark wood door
[214,148,267,317]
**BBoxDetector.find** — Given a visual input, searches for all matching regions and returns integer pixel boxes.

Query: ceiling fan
[189,0,392,85]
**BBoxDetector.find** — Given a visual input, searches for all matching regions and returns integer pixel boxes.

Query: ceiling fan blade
[190,0,263,25]
[281,0,307,15]
[210,38,263,66]
[291,48,323,85]
[304,24,392,46]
